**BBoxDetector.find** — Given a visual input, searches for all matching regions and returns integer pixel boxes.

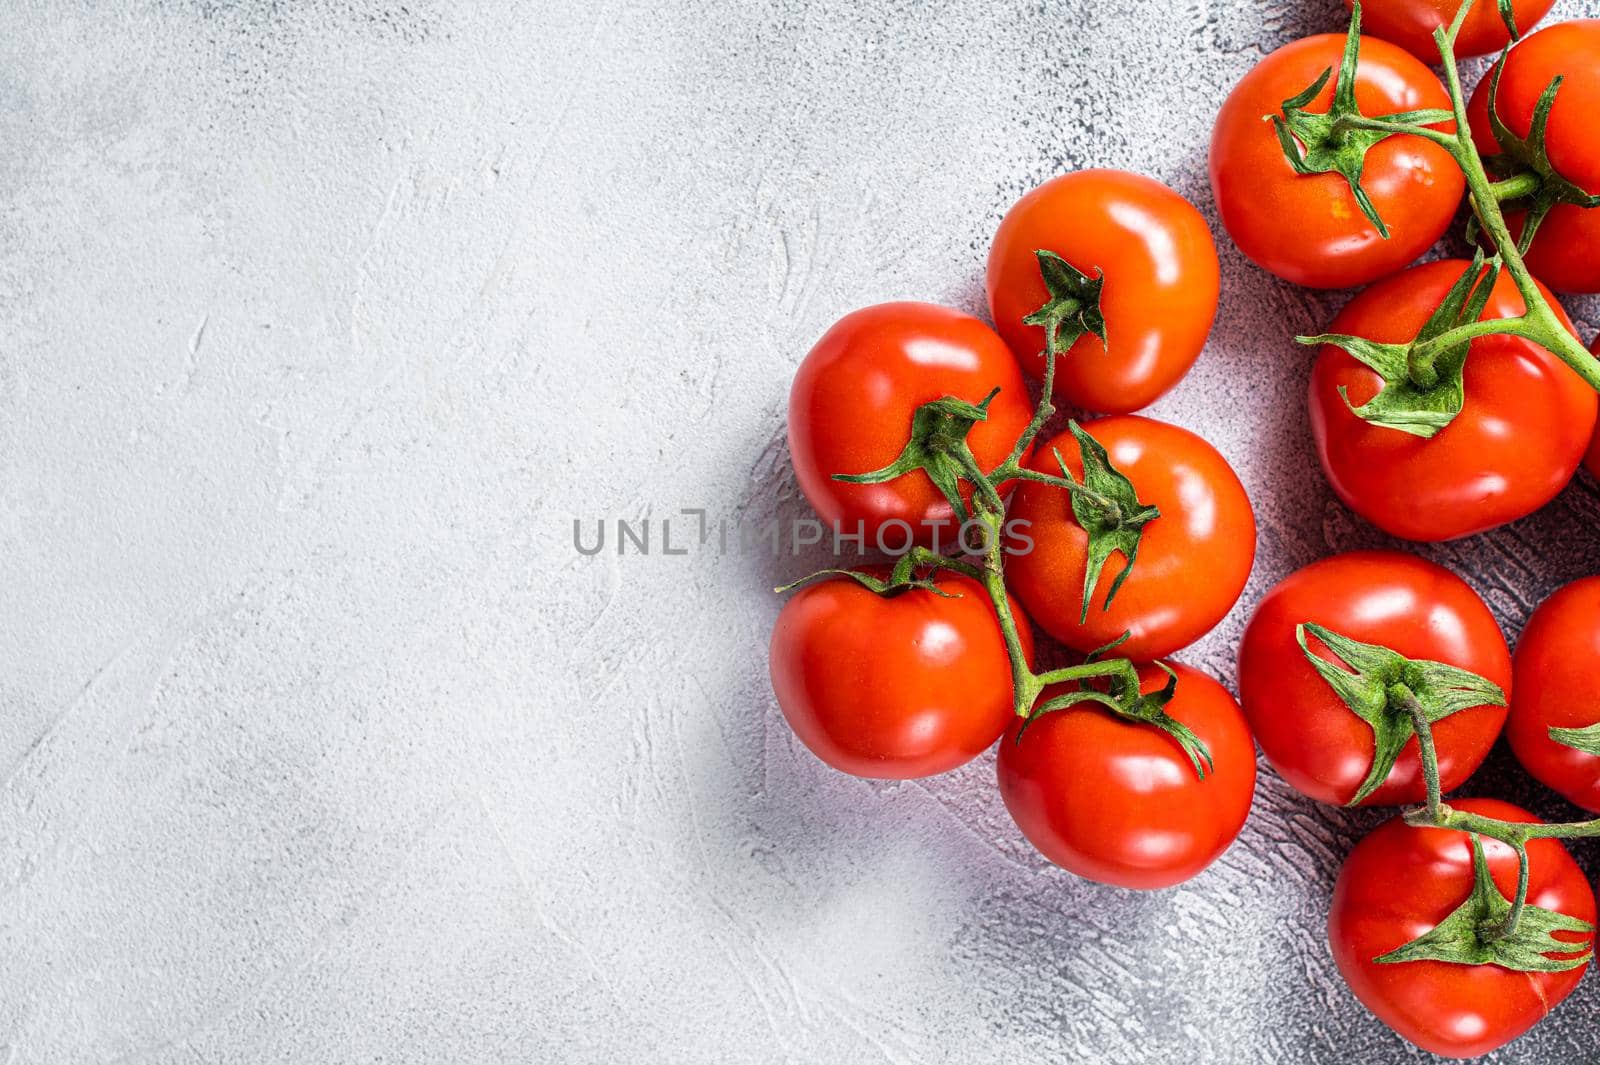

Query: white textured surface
[4,1,1600,1062]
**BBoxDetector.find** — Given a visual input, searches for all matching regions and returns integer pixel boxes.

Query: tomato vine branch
[1282,2,1600,403]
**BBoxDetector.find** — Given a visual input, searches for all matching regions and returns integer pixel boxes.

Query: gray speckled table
[4,1,1600,1062]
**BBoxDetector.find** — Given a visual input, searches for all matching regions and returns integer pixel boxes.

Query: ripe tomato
[997,663,1256,889]
[1329,799,1595,1058]
[788,303,1034,547]
[1004,416,1255,661]
[1589,336,1600,479]
[1468,21,1600,293]
[1237,552,1511,807]
[769,570,1033,779]
[1508,577,1600,813]
[985,169,1219,414]
[1351,0,1556,60]
[1210,33,1462,288]
[1309,259,1595,541]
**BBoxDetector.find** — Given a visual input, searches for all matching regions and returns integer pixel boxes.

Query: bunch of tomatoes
[766,0,1600,1058]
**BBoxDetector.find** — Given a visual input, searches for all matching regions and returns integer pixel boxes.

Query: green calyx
[1550,722,1600,757]
[1376,834,1594,973]
[1271,2,1454,239]
[1480,60,1600,251]
[833,389,1000,523]
[1024,250,1106,357]
[773,568,946,598]
[1296,623,1507,806]
[1494,0,1524,42]
[774,546,983,598]
[1297,251,1501,439]
[1019,660,1214,780]
[1051,421,1159,624]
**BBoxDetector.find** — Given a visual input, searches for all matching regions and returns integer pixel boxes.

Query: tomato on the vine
[1309,259,1596,542]
[997,663,1256,889]
[1237,551,1510,807]
[1350,0,1556,60]
[769,570,1033,779]
[1329,799,1595,1058]
[986,169,1219,414]
[1468,20,1600,294]
[1004,416,1255,661]
[1210,33,1462,288]
[788,303,1035,547]
[1509,577,1600,813]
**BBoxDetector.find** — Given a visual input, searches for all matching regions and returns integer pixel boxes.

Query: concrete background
[4,1,1600,1061]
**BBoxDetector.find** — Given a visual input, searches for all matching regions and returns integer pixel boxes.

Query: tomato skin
[1210,34,1463,288]
[788,303,1035,547]
[1350,0,1556,59]
[1468,21,1600,293]
[1508,577,1600,813]
[1492,201,1600,296]
[1329,799,1595,1058]
[1587,415,1600,480]
[986,170,1219,414]
[997,663,1256,889]
[1004,416,1255,661]
[1309,260,1595,542]
[1237,552,1511,807]
[769,570,1033,779]
[1589,335,1600,479]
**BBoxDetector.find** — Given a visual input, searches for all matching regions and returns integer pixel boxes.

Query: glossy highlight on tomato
[1237,551,1510,807]
[997,663,1256,889]
[1468,21,1600,293]
[986,169,1219,413]
[769,570,1034,779]
[1210,33,1463,288]
[1004,416,1255,661]
[1351,0,1556,59]
[788,303,1035,546]
[1508,577,1600,813]
[1309,259,1596,541]
[1330,799,1595,1058]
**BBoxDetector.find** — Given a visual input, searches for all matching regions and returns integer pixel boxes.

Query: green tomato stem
[1489,171,1543,201]
[1405,316,1526,387]
[1396,689,1443,821]
[1496,840,1532,943]
[995,327,1061,477]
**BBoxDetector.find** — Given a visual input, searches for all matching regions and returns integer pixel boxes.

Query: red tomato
[985,169,1219,413]
[769,570,1034,779]
[1309,259,1595,541]
[1589,336,1600,478]
[1330,799,1595,1058]
[1237,552,1511,807]
[1210,34,1463,288]
[1469,21,1600,293]
[1508,577,1600,812]
[1004,416,1255,661]
[1351,0,1556,59]
[997,663,1256,889]
[788,303,1035,547]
